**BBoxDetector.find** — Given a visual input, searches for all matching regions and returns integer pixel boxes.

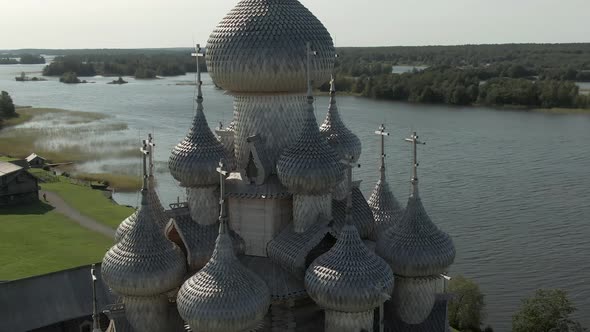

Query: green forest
[41,51,204,79]
[0,53,45,65]
[325,44,590,109]
[6,43,589,109]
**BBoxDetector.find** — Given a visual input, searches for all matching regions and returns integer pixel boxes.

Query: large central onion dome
[206,0,336,92]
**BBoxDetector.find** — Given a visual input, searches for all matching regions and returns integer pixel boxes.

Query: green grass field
[42,181,134,228]
[0,201,112,280]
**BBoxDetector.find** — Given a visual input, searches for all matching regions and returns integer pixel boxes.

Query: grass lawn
[0,201,112,280]
[42,181,134,228]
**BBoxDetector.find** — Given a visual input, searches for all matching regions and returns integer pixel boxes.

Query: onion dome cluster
[319,78,362,163]
[376,194,455,277]
[277,99,344,194]
[305,223,394,312]
[169,99,226,187]
[101,189,186,297]
[177,222,271,332]
[206,0,335,92]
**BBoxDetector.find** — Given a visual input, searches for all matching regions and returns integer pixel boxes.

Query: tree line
[0,53,46,65]
[42,52,206,79]
[325,43,590,109]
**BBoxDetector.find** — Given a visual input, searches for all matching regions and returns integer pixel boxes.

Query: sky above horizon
[1,0,589,49]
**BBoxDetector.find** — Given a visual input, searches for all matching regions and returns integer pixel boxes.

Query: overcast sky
[1,0,588,49]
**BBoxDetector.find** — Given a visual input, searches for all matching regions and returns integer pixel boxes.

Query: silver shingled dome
[206,0,335,92]
[376,132,455,277]
[368,173,404,240]
[177,161,271,332]
[305,161,393,313]
[169,96,226,188]
[277,98,344,194]
[376,195,455,277]
[177,225,270,332]
[319,78,362,163]
[115,175,167,242]
[305,224,394,312]
[102,184,186,297]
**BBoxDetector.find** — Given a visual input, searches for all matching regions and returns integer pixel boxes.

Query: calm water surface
[1,64,589,331]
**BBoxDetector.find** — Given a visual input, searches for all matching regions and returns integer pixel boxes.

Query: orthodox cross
[140,140,150,190]
[91,264,100,332]
[216,159,229,229]
[340,155,361,221]
[374,124,390,177]
[147,133,155,177]
[404,132,425,196]
[191,44,205,98]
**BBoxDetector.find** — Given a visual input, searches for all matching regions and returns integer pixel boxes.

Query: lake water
[1,64,590,331]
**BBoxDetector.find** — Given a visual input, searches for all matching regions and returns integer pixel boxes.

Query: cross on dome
[191,43,205,99]
[404,132,426,196]
[375,124,390,179]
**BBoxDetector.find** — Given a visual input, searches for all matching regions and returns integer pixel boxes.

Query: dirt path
[40,190,115,238]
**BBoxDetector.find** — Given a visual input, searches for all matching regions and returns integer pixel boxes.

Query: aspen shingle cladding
[305,224,394,313]
[206,0,335,93]
[114,176,168,242]
[101,189,186,297]
[319,82,362,163]
[168,102,226,188]
[368,174,405,241]
[170,207,245,272]
[267,216,331,279]
[177,223,271,332]
[376,195,455,277]
[384,294,452,332]
[277,105,344,195]
[330,186,375,239]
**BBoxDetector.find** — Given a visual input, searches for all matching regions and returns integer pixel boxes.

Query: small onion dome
[319,78,362,163]
[367,173,404,240]
[376,194,455,277]
[206,0,335,93]
[101,190,186,297]
[114,177,167,242]
[305,224,394,312]
[277,103,344,195]
[177,223,271,332]
[169,103,226,187]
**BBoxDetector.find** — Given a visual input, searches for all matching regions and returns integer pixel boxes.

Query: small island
[59,72,87,84]
[107,76,128,85]
[15,72,47,82]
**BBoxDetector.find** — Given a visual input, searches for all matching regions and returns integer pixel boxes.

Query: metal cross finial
[341,155,360,224]
[404,131,425,196]
[375,124,390,180]
[147,133,155,177]
[140,140,150,191]
[306,42,317,101]
[216,159,229,233]
[91,264,100,332]
[191,43,205,100]
[330,75,336,93]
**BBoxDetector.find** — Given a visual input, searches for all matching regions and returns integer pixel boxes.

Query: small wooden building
[26,153,46,168]
[0,161,39,206]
